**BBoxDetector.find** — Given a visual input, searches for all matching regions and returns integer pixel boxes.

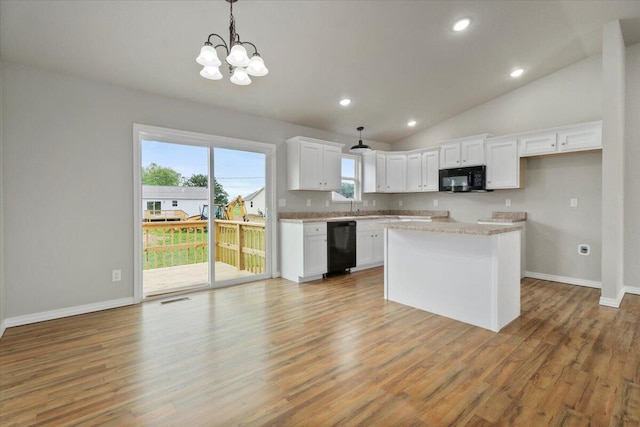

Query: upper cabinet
[363,152,387,193]
[519,121,602,157]
[385,154,407,192]
[364,149,438,194]
[439,135,489,169]
[286,136,344,191]
[407,149,439,192]
[485,137,523,189]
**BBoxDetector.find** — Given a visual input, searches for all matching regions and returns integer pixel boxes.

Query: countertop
[478,211,527,223]
[381,221,524,236]
[279,210,449,224]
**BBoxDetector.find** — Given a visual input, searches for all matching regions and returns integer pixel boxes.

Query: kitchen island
[381,221,523,332]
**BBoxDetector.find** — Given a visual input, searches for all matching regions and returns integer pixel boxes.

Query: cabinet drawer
[304,223,327,236]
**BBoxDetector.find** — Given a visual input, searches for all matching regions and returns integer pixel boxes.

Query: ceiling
[1,1,639,144]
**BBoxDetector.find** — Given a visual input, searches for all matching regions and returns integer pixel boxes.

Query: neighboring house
[142,185,208,217]
[244,187,265,216]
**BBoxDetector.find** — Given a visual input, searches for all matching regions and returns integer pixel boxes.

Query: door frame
[133,124,276,303]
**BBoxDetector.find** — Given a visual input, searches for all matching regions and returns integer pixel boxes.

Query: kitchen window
[332,154,361,202]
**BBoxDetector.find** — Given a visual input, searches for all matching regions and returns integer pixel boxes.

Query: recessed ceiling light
[510,68,525,78]
[452,18,471,32]
[339,98,351,106]
[407,120,417,127]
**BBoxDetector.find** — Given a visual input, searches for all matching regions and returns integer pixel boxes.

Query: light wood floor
[1,268,639,426]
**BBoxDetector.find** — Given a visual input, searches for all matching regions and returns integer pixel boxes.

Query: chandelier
[196,0,268,86]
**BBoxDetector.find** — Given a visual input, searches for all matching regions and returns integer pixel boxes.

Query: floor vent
[160,297,191,305]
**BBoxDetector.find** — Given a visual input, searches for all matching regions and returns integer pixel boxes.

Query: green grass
[143,229,209,270]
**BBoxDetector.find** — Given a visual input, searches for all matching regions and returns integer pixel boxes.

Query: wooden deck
[143,262,256,296]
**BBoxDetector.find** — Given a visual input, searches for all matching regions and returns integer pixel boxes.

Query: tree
[340,182,354,199]
[142,163,182,186]
[183,173,229,205]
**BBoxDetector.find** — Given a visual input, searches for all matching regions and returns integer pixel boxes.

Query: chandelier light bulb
[226,45,251,68]
[230,67,252,85]
[246,55,269,77]
[200,65,223,80]
[196,45,221,67]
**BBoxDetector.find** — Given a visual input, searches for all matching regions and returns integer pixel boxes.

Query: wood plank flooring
[1,268,639,426]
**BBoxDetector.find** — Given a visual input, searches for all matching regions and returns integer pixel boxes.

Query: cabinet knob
[551,144,555,147]
[463,160,466,163]
[562,143,566,146]
[324,182,327,185]
[457,160,460,163]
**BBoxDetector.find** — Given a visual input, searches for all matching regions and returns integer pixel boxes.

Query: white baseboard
[524,271,601,289]
[352,262,384,273]
[4,297,135,329]
[600,286,626,308]
[0,320,6,339]
[625,286,640,296]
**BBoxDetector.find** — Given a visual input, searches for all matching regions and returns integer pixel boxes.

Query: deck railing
[142,220,266,274]
[143,209,188,222]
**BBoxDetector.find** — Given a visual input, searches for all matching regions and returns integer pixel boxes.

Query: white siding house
[142,185,208,217]
[244,187,265,217]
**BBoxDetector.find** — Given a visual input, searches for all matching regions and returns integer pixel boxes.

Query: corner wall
[600,21,626,305]
[624,43,640,293]
[0,61,5,338]
[392,53,604,284]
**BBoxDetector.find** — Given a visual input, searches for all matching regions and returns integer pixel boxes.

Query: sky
[141,140,265,197]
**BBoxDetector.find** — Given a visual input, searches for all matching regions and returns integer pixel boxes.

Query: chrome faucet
[349,200,354,215]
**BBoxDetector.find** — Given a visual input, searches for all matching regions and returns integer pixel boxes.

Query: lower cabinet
[280,222,327,283]
[356,220,387,268]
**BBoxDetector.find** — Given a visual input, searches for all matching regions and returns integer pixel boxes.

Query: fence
[143,209,188,222]
[142,220,266,274]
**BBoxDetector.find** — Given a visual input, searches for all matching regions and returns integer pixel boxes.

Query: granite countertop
[478,211,527,223]
[381,221,524,236]
[279,210,449,224]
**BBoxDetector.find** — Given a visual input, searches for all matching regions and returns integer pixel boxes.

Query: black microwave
[439,165,489,192]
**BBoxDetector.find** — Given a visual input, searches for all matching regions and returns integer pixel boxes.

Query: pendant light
[350,126,372,153]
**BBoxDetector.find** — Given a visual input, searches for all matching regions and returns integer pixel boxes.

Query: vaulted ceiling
[1,1,639,143]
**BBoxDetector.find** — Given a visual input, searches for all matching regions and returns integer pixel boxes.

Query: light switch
[363,200,368,207]
[505,199,511,207]
[570,198,578,208]
[372,200,376,207]
[399,200,403,207]
[325,200,329,207]
[306,199,311,207]
[433,199,439,207]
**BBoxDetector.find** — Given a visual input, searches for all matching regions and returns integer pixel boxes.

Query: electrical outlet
[505,199,511,207]
[372,200,376,207]
[363,200,368,207]
[278,198,286,207]
[399,200,403,207]
[306,199,311,207]
[112,269,122,282]
[570,198,578,208]
[325,200,329,207]
[578,244,590,256]
[433,199,439,207]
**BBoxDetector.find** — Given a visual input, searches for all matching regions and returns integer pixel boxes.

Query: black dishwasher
[326,221,357,276]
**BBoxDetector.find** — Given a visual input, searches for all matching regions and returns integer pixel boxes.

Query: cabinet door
[421,151,439,192]
[519,132,557,157]
[322,146,342,191]
[439,143,461,169]
[486,139,520,189]
[372,232,384,263]
[406,153,423,192]
[385,154,407,192]
[558,124,602,152]
[375,154,386,192]
[304,234,327,276]
[461,139,485,166]
[356,231,374,267]
[299,142,323,189]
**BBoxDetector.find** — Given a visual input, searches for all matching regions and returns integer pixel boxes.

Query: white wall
[624,43,640,291]
[0,61,5,336]
[1,61,391,321]
[601,21,626,303]
[392,53,604,283]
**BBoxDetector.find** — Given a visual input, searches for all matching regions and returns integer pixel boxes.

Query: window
[172,200,178,207]
[146,201,161,212]
[332,154,361,202]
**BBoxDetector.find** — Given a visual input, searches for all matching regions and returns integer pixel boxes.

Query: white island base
[384,225,521,332]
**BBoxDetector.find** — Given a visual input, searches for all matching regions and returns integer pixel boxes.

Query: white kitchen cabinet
[519,121,602,157]
[355,219,387,268]
[385,154,407,192]
[286,136,344,191]
[439,135,489,169]
[406,153,422,192]
[362,152,387,193]
[421,150,439,191]
[280,222,327,283]
[485,138,523,189]
[407,150,439,192]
